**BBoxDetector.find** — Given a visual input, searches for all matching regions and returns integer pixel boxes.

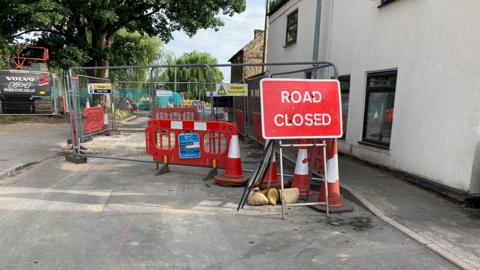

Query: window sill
[283,41,296,48]
[358,140,390,150]
[377,0,397,8]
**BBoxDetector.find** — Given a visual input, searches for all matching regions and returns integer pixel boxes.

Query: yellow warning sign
[217,85,227,96]
[87,83,112,94]
[215,83,248,96]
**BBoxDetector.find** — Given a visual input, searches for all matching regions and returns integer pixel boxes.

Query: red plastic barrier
[252,112,265,144]
[83,107,105,134]
[235,109,246,135]
[146,119,237,169]
[150,107,199,120]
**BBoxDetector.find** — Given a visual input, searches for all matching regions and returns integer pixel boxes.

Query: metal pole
[266,140,273,190]
[323,139,329,216]
[66,69,76,152]
[209,66,214,119]
[279,139,285,220]
[67,68,81,155]
[174,68,177,107]
[262,0,270,71]
[52,74,58,115]
[233,93,236,125]
[245,90,250,137]
[312,0,322,64]
[149,67,156,110]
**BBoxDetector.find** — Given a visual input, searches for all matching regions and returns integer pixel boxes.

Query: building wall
[230,51,244,83]
[242,31,265,79]
[267,0,317,63]
[267,0,480,193]
[230,31,265,83]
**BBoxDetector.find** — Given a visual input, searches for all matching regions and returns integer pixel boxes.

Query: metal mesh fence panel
[66,62,338,165]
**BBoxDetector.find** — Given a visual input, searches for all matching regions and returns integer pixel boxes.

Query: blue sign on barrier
[178,133,201,159]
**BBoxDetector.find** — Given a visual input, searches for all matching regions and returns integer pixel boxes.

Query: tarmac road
[0,156,459,270]
[0,122,69,176]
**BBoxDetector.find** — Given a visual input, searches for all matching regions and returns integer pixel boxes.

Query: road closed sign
[260,79,342,139]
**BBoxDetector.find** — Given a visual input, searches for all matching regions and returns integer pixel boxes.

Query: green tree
[109,29,166,83]
[0,42,19,68]
[160,51,223,99]
[0,0,245,104]
[0,0,245,73]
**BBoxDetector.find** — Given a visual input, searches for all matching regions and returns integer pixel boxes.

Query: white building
[266,0,480,200]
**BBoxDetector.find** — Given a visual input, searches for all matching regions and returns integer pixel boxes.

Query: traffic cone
[291,139,311,197]
[85,98,90,108]
[318,139,343,207]
[261,150,280,189]
[224,107,229,121]
[214,132,249,186]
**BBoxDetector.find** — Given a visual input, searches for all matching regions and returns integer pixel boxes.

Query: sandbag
[267,188,279,205]
[281,188,299,204]
[247,189,269,206]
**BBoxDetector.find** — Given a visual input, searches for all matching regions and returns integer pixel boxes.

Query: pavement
[0,122,69,177]
[339,156,480,270]
[0,156,458,270]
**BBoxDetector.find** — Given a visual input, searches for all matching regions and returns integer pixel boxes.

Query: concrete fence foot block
[156,164,170,175]
[203,168,218,181]
[65,154,87,164]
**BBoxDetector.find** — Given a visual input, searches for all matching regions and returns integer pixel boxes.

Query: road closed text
[274,113,331,127]
[274,90,331,127]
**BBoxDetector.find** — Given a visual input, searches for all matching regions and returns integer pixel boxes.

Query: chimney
[254,29,264,39]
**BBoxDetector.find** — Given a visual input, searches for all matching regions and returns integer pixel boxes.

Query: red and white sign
[260,79,342,139]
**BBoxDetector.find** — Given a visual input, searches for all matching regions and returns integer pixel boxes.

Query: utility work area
[0,62,465,269]
[2,1,480,269]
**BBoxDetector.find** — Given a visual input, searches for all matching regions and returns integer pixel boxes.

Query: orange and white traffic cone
[223,107,229,121]
[291,140,311,197]
[85,98,90,108]
[318,139,343,208]
[214,132,249,186]
[261,150,280,189]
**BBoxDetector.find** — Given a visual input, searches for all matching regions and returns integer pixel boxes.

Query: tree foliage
[160,51,224,99]
[109,29,166,83]
[0,0,246,74]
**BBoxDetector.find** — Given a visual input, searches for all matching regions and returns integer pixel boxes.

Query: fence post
[149,66,156,111]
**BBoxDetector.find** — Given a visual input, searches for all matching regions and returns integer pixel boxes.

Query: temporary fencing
[63,61,352,219]
[83,106,106,134]
[252,112,264,144]
[65,62,340,180]
[145,119,233,169]
[235,109,246,134]
[150,107,199,120]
